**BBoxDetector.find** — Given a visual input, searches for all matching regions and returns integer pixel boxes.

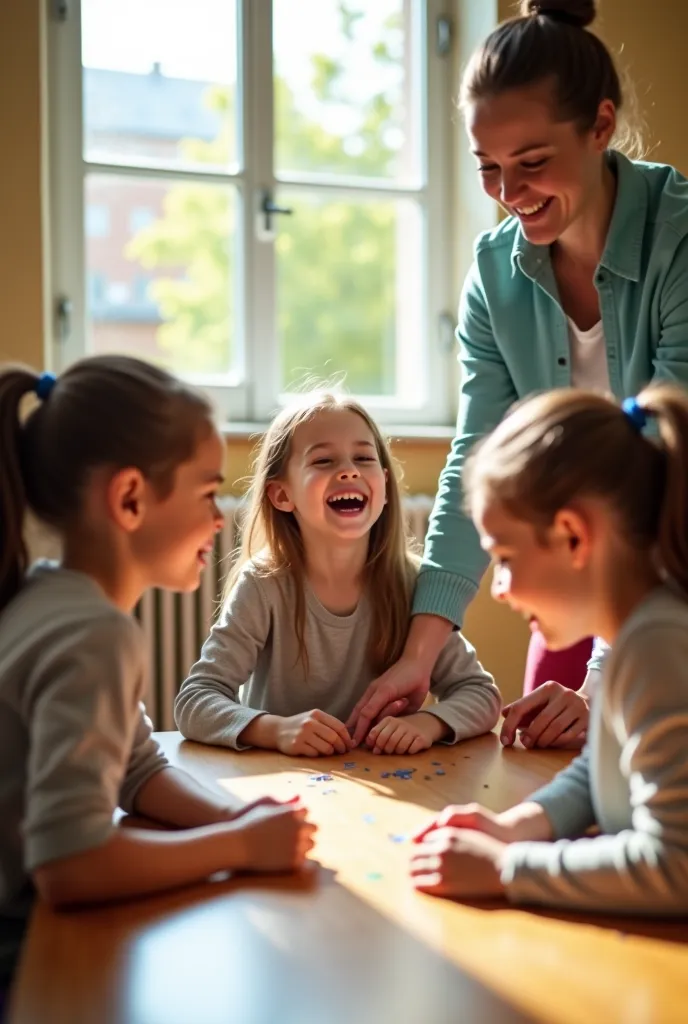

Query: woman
[348,0,688,748]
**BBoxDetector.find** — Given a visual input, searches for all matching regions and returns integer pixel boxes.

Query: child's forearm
[410,711,450,742]
[238,714,282,749]
[32,821,250,908]
[497,802,554,842]
[133,766,240,827]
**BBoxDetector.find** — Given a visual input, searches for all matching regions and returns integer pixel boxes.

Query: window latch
[260,190,293,236]
[56,296,72,343]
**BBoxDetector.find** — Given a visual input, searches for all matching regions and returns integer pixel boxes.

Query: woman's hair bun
[519,0,596,29]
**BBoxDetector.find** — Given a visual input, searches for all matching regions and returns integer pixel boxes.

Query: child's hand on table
[410,826,507,898]
[364,712,448,754]
[231,798,317,872]
[276,709,353,756]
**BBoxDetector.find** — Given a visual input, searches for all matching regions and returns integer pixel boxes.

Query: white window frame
[47,0,456,426]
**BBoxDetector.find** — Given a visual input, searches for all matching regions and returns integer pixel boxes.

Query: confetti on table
[322,787,337,795]
[344,762,356,769]
[310,774,333,782]
[435,769,446,776]
[366,872,383,882]
[431,761,442,766]
[362,813,376,824]
[364,767,371,772]
[381,772,391,779]
[388,833,406,844]
[393,769,414,780]
[424,775,432,781]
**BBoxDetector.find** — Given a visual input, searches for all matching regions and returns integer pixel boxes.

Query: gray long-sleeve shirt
[502,585,688,915]
[175,563,502,749]
[0,563,168,920]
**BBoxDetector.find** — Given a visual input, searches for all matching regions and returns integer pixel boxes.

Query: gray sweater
[502,585,688,915]
[0,563,168,920]
[175,563,502,749]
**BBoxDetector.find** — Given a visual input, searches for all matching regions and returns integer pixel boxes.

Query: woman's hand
[500,682,589,749]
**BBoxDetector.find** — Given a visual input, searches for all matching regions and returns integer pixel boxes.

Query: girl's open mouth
[326,492,369,516]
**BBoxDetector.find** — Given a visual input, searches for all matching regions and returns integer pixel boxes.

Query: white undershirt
[567,318,610,700]
[567,317,611,393]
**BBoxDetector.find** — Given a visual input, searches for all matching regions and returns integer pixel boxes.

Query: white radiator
[139,493,435,728]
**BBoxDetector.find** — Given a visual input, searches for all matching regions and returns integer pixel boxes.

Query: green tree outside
[127,4,406,394]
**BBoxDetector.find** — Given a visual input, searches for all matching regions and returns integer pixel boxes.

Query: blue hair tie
[35,372,57,401]
[621,396,647,432]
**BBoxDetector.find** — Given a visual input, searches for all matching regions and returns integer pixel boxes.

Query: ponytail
[0,354,214,616]
[0,367,41,612]
[635,384,688,594]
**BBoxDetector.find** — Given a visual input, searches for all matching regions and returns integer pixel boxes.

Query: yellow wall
[6,0,688,699]
[0,2,46,367]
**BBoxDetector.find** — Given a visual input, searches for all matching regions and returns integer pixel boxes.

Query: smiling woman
[345,0,688,752]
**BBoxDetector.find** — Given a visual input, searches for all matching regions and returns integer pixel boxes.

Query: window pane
[273,0,421,183]
[276,192,424,398]
[85,174,238,378]
[82,0,238,171]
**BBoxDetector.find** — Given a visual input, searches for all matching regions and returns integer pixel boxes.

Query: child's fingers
[306,730,336,756]
[411,804,476,842]
[408,735,427,755]
[392,729,416,755]
[373,720,403,754]
[314,711,353,752]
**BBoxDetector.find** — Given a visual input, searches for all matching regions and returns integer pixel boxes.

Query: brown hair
[465,384,688,591]
[0,354,214,613]
[227,390,419,675]
[461,0,642,158]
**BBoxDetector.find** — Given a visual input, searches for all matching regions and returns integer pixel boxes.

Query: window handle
[260,190,293,234]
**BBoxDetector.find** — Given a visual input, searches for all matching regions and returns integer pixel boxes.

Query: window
[85,203,110,238]
[48,0,455,424]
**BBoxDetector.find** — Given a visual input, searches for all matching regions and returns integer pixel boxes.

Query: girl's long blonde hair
[226,390,420,673]
[465,383,688,592]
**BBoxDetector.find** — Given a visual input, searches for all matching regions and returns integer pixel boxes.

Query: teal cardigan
[415,151,688,630]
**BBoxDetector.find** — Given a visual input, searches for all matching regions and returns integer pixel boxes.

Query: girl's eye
[312,458,331,466]
[522,158,548,170]
[355,456,376,463]
[478,164,498,174]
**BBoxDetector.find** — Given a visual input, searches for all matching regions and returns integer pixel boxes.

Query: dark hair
[465,383,688,592]
[0,354,214,613]
[461,0,642,157]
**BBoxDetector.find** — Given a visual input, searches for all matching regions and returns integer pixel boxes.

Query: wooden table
[9,733,688,1024]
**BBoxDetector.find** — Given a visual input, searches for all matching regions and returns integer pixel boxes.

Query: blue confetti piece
[381,772,391,779]
[435,769,446,776]
[366,871,383,881]
[310,774,333,782]
[388,833,406,844]
[344,761,356,769]
[362,813,376,824]
[393,769,414,780]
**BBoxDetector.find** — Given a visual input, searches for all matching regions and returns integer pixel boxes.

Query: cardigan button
[557,356,567,367]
